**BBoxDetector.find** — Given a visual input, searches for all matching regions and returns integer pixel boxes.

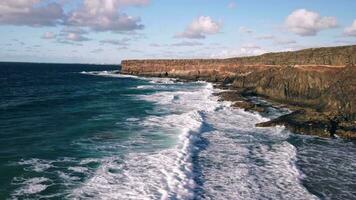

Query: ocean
[0,62,355,200]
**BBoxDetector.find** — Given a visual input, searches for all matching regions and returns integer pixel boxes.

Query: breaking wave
[10,71,319,199]
[67,75,316,199]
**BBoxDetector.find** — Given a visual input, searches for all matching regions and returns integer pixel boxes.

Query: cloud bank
[0,0,148,32]
[0,0,64,26]
[67,0,145,32]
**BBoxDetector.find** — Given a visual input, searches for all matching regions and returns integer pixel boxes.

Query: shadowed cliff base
[121,45,356,139]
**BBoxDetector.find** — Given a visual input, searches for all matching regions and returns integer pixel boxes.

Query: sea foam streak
[80,70,176,84]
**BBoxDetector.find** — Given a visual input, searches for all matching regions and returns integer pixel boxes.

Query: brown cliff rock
[121,45,356,139]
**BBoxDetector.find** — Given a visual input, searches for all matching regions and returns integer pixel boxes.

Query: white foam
[79,158,102,165]
[17,158,53,172]
[136,85,154,89]
[81,71,178,86]
[138,83,222,114]
[148,77,176,84]
[126,117,140,122]
[12,177,51,197]
[11,157,94,198]
[80,70,140,79]
[69,83,219,199]
[68,79,315,199]
[193,105,317,199]
[68,166,89,173]
[58,171,81,182]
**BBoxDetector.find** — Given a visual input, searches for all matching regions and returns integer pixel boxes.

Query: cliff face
[121,45,356,139]
[232,66,355,118]
[122,45,356,74]
[225,45,356,66]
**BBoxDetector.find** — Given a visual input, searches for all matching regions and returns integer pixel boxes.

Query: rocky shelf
[121,45,356,139]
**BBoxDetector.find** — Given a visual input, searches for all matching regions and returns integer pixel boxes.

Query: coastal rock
[216,91,266,112]
[321,66,356,120]
[337,121,356,139]
[121,45,356,139]
[256,110,333,138]
[256,109,356,140]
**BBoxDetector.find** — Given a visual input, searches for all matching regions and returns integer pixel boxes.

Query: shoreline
[120,45,356,140]
[212,83,350,139]
[120,71,356,140]
[214,82,355,140]
[120,71,355,139]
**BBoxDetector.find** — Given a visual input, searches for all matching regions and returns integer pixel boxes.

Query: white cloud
[65,33,90,41]
[0,0,148,32]
[100,38,130,46]
[149,41,204,47]
[176,16,222,39]
[241,44,261,50]
[334,39,356,45]
[255,35,275,40]
[117,0,149,6]
[42,32,56,39]
[254,34,296,46]
[118,46,129,50]
[239,47,265,56]
[90,48,104,53]
[211,45,266,58]
[67,0,146,32]
[273,38,296,45]
[285,9,337,36]
[61,27,88,34]
[13,39,25,46]
[344,20,356,37]
[171,41,203,47]
[57,27,90,43]
[149,43,164,47]
[0,0,64,26]
[227,2,237,9]
[239,26,253,34]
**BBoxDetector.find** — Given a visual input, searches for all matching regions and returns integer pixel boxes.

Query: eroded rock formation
[121,45,356,139]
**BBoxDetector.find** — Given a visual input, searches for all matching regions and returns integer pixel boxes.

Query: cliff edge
[121,45,356,139]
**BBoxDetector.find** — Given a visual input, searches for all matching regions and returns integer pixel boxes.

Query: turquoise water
[0,63,355,199]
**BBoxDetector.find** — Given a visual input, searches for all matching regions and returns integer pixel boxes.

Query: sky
[0,0,355,64]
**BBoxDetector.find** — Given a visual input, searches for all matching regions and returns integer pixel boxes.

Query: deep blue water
[0,62,355,199]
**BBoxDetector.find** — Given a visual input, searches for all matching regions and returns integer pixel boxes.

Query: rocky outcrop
[121,45,356,139]
[256,110,337,138]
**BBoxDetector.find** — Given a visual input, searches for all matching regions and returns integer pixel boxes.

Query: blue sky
[0,0,355,64]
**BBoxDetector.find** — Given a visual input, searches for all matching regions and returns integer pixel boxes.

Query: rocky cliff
[121,45,356,139]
